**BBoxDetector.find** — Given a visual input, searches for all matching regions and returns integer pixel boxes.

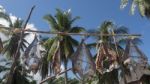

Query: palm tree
[120,0,150,18]
[43,9,85,84]
[0,59,36,84]
[0,10,29,84]
[0,10,28,58]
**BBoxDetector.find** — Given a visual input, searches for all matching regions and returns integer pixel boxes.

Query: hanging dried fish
[72,39,96,80]
[30,57,40,74]
[72,39,84,79]
[125,39,148,68]
[121,39,149,84]
[24,34,38,60]
[96,42,105,74]
[96,42,118,74]
[23,34,40,74]
[83,43,96,77]
[0,38,3,53]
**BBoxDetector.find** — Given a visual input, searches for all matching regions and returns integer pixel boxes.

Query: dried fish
[72,39,96,80]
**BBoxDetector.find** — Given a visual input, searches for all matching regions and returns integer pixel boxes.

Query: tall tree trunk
[6,60,17,84]
[6,53,20,84]
[64,59,68,84]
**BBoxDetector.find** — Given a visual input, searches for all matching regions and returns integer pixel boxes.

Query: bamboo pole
[0,27,141,37]
[39,68,72,84]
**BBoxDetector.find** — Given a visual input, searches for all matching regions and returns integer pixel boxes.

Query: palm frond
[63,37,74,58]
[70,16,80,25]
[114,26,128,34]
[55,9,64,30]
[86,43,96,49]
[0,12,12,26]
[43,14,59,31]
[69,27,85,33]
[67,36,79,47]
[0,27,10,36]
[120,0,128,9]
[12,19,23,28]
[47,39,59,61]
[120,0,150,18]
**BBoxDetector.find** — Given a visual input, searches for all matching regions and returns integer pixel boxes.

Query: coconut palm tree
[120,0,150,18]
[0,10,28,58]
[0,59,36,84]
[0,10,30,84]
[43,9,85,84]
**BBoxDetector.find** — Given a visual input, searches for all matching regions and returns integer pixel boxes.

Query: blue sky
[0,0,150,60]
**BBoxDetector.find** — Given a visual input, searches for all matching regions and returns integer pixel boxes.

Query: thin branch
[40,68,72,84]
[23,5,36,29]
[0,27,141,37]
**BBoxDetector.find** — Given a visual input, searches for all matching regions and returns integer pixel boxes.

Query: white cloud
[0,5,6,13]
[9,13,18,24]
[24,23,39,44]
[0,19,9,27]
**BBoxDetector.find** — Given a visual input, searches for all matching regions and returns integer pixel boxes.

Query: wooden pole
[0,27,141,37]
[40,68,72,84]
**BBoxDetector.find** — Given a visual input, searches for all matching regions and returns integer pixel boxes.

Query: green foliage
[120,0,150,18]
[47,77,80,84]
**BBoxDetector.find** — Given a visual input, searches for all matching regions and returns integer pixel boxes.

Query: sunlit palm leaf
[120,0,150,18]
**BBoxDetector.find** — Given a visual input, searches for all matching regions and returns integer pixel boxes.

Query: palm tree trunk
[6,61,16,84]
[6,53,20,84]
[64,59,68,84]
